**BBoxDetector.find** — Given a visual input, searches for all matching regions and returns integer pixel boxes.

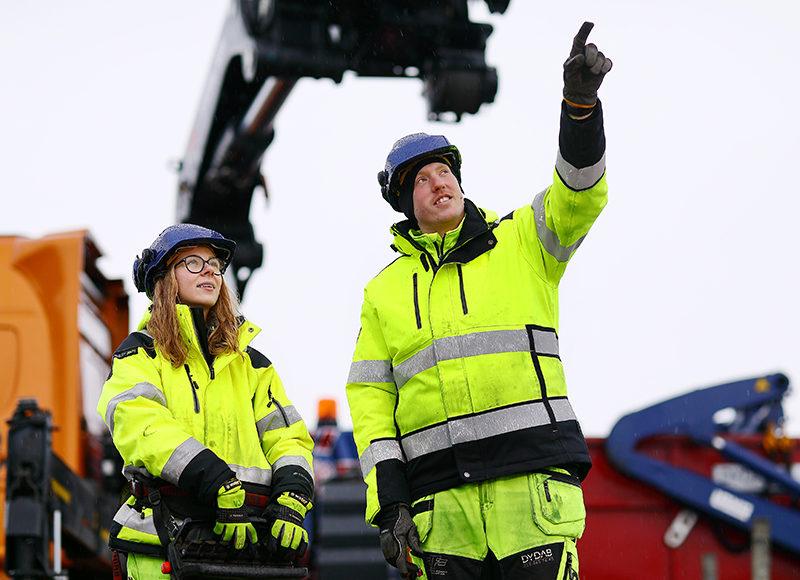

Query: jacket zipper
[412,249,469,332]
[268,396,290,426]
[456,264,468,315]
[183,364,200,414]
[400,221,490,331]
[412,273,422,330]
[189,306,215,381]
[401,233,437,274]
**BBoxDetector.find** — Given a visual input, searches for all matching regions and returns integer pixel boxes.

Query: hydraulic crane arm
[606,373,800,556]
[176,0,509,296]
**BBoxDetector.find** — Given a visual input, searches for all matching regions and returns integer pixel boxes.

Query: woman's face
[172,245,223,316]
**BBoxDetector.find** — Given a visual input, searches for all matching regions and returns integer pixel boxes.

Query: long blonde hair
[148,264,243,367]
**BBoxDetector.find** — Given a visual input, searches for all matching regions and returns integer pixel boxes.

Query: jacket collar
[138,304,261,361]
[391,199,499,265]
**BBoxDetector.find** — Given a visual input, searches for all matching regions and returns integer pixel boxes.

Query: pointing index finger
[570,21,595,57]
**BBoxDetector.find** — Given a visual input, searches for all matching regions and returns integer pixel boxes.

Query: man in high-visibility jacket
[346,22,612,580]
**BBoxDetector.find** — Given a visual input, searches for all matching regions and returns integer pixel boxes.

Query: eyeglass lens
[183,255,223,274]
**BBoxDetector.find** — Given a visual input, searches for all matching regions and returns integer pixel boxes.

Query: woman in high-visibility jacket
[346,22,612,580]
[97,224,314,579]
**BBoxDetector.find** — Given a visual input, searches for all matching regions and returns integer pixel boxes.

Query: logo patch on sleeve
[114,347,138,359]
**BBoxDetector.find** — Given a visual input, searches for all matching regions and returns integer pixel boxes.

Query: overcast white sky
[3,1,800,438]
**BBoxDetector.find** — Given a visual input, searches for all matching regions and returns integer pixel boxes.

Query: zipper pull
[543,479,552,502]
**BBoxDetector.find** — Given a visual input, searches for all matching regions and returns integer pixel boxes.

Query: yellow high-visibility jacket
[97,304,314,554]
[346,103,608,525]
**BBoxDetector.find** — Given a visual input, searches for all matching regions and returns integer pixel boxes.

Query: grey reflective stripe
[532,190,585,263]
[161,437,206,484]
[272,455,314,481]
[256,404,304,440]
[231,464,272,487]
[555,151,605,191]
[282,405,304,425]
[549,398,577,422]
[402,423,451,462]
[113,502,159,539]
[257,410,282,439]
[394,347,435,388]
[105,382,166,435]
[348,359,394,384]
[530,328,559,357]
[394,328,559,388]
[359,439,404,477]
[402,399,578,461]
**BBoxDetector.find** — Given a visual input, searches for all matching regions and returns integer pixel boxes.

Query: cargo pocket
[529,469,586,539]
[411,495,435,543]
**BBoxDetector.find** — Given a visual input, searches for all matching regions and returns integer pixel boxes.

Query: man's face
[411,161,465,236]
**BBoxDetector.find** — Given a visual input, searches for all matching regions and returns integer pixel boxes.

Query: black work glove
[264,492,312,561]
[377,504,423,579]
[563,22,613,109]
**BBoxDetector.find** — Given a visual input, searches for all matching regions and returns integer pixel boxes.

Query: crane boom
[176,0,509,295]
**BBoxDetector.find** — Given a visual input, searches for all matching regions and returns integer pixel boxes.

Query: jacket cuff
[271,464,314,500]
[559,99,605,169]
[178,448,235,505]
[372,459,411,524]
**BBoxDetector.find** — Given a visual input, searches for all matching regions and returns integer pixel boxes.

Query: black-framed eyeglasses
[177,255,225,275]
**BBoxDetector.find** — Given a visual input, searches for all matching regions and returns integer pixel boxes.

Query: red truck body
[581,436,799,578]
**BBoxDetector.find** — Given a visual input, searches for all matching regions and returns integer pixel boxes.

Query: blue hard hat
[378,133,462,213]
[132,224,236,298]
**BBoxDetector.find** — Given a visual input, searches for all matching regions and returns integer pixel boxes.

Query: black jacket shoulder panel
[113,331,156,360]
[245,346,272,369]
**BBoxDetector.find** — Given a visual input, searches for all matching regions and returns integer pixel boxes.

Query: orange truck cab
[0,231,128,579]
